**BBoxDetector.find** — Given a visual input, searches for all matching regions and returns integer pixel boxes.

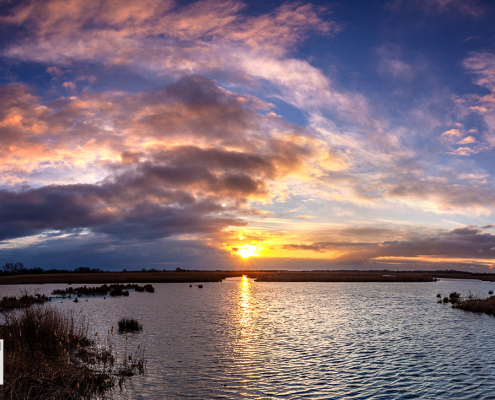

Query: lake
[2,277,495,399]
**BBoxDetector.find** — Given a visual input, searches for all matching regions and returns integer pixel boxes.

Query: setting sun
[237,244,259,258]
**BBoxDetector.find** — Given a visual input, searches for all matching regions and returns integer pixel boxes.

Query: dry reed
[0,305,145,399]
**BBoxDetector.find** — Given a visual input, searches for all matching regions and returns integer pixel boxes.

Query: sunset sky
[2,0,495,271]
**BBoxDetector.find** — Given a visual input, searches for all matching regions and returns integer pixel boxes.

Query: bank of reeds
[109,288,129,297]
[53,283,154,298]
[453,295,495,316]
[0,293,50,312]
[0,270,465,286]
[0,306,145,399]
[253,271,437,282]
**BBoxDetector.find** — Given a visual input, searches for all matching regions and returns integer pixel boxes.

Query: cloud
[457,135,476,144]
[1,0,336,66]
[463,52,495,91]
[46,66,62,76]
[0,75,344,242]
[62,81,76,90]
[442,128,462,138]
[376,46,415,81]
[0,171,248,242]
[447,146,479,156]
[0,76,341,189]
[2,0,495,271]
[281,226,495,264]
[387,0,485,17]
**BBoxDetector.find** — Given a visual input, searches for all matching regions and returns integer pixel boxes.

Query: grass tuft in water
[118,318,143,333]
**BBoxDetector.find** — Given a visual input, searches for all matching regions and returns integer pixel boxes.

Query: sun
[237,244,259,258]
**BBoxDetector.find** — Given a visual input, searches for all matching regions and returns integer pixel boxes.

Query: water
[2,277,495,399]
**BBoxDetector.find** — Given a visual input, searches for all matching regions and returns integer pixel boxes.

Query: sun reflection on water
[233,274,258,371]
[239,275,251,328]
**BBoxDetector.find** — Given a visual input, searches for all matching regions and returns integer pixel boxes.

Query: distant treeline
[3,262,495,278]
[0,263,106,276]
[0,263,191,276]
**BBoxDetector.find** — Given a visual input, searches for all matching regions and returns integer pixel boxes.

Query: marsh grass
[0,306,145,399]
[0,292,51,312]
[53,283,154,297]
[449,292,460,304]
[118,318,142,333]
[453,295,495,316]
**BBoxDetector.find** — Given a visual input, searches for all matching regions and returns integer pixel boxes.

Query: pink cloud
[62,81,76,90]
[463,52,495,90]
[1,0,335,66]
[457,135,476,144]
[447,146,478,156]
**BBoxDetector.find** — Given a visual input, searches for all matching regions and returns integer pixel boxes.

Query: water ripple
[2,278,495,398]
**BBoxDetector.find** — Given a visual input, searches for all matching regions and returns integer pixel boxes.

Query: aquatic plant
[143,284,154,293]
[0,306,145,399]
[109,288,129,297]
[449,292,461,304]
[53,283,153,297]
[453,294,495,316]
[0,293,51,312]
[118,318,143,333]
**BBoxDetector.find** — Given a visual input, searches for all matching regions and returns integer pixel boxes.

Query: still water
[2,277,495,399]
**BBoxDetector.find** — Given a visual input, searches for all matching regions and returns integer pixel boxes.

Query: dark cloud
[451,227,480,235]
[0,233,236,271]
[282,242,375,252]
[282,227,495,264]
[0,167,249,241]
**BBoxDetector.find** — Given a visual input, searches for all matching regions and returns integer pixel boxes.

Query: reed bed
[0,270,449,285]
[0,293,51,312]
[118,318,142,333]
[0,305,145,400]
[252,271,437,282]
[52,283,154,297]
[453,295,495,316]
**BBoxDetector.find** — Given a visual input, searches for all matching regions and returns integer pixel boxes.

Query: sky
[1,0,495,271]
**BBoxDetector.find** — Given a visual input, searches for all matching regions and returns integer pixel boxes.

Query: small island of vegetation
[453,294,495,316]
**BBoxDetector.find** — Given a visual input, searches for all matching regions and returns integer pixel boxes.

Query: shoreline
[0,270,494,285]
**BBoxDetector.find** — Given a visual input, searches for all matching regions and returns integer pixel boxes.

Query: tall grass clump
[118,318,142,333]
[109,288,129,297]
[0,293,50,312]
[0,305,145,399]
[453,295,495,316]
[449,292,460,304]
